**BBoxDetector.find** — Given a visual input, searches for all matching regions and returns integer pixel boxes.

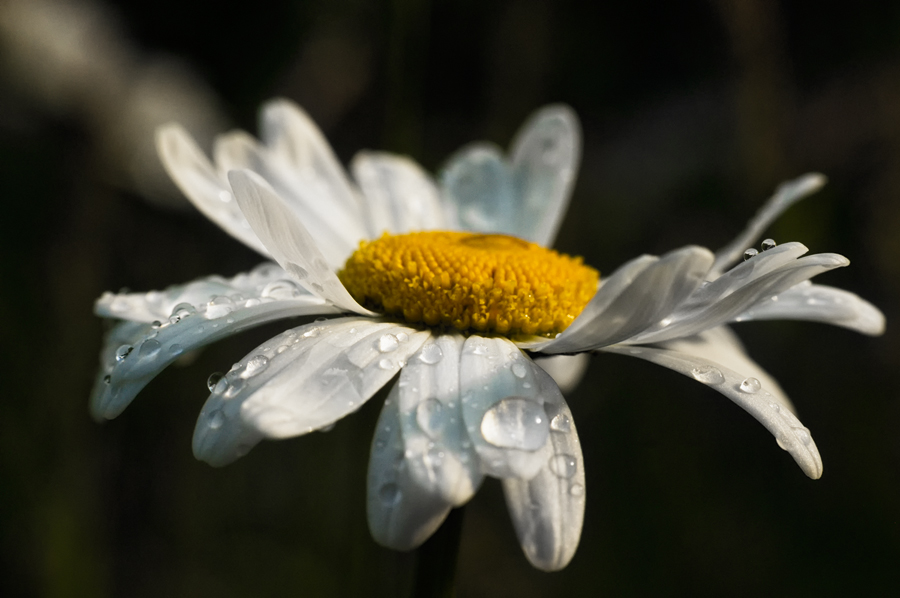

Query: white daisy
[91,98,885,571]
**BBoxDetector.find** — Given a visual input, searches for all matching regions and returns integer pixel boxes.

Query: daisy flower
[91,98,885,571]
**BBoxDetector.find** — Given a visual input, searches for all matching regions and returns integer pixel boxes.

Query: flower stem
[411,506,465,598]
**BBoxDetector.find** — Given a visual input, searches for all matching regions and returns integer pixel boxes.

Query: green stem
[411,506,465,598]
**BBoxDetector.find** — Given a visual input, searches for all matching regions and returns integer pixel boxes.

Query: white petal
[516,253,658,352]
[634,252,850,344]
[228,169,376,315]
[540,246,713,353]
[214,129,363,267]
[350,151,445,236]
[95,262,300,323]
[601,344,823,479]
[259,99,362,217]
[502,365,585,571]
[440,143,516,233]
[193,318,429,466]
[710,173,826,277]
[737,283,886,336]
[459,336,554,479]
[91,284,336,420]
[396,333,483,506]
[509,104,581,247]
[652,326,796,413]
[367,385,454,550]
[155,124,270,256]
[533,353,591,394]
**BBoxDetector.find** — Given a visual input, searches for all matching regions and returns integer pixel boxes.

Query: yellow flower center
[338,231,599,336]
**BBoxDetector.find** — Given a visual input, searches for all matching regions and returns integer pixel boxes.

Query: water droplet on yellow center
[338,231,599,336]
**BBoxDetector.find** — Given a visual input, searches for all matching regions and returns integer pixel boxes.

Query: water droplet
[205,295,234,319]
[168,343,184,356]
[396,332,409,343]
[261,280,303,301]
[511,362,527,379]
[378,358,393,370]
[138,339,161,358]
[378,334,399,353]
[769,402,781,413]
[743,248,759,260]
[244,297,261,308]
[792,426,812,446]
[287,262,309,279]
[151,320,162,329]
[469,343,489,355]
[302,327,320,338]
[480,397,549,451]
[103,374,111,384]
[416,399,444,438]
[312,283,324,294]
[379,483,401,506]
[115,345,133,362]
[276,345,288,354]
[739,377,761,393]
[208,410,225,430]
[207,372,224,391]
[550,413,572,433]
[549,454,578,478]
[169,302,196,324]
[418,344,443,364]
[691,365,725,385]
[761,238,777,251]
[218,190,232,203]
[242,355,269,378]
[569,483,585,497]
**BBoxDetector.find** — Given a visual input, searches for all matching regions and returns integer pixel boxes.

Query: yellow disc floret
[338,231,599,336]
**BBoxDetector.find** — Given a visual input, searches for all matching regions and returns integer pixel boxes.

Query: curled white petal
[213,130,361,267]
[193,318,429,466]
[91,284,336,420]
[155,124,270,256]
[602,343,823,479]
[737,282,885,336]
[502,363,585,572]
[351,151,445,237]
[395,333,483,506]
[539,246,713,353]
[711,173,826,277]
[367,385,455,550]
[95,262,298,323]
[509,104,581,247]
[635,251,850,344]
[228,169,376,315]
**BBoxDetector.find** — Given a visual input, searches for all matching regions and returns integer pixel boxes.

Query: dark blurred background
[1,0,898,596]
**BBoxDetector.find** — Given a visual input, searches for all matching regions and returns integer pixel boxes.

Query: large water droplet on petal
[207,372,224,391]
[261,279,303,301]
[739,377,761,393]
[480,397,549,451]
[205,295,234,319]
[743,248,759,261]
[418,344,443,364]
[761,238,777,251]
[691,365,725,385]
[169,302,196,324]
[415,398,444,439]
[138,339,161,358]
[549,454,578,478]
[378,334,399,353]
[792,426,812,446]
